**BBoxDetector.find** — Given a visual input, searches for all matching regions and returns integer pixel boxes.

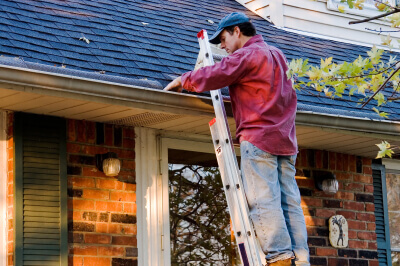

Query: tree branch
[362,64,400,108]
[349,9,400,25]
[365,27,400,34]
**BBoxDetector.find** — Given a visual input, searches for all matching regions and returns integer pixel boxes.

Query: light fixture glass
[95,152,121,177]
[321,178,339,194]
[313,170,338,194]
[102,157,121,177]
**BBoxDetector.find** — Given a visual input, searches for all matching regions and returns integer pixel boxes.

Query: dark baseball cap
[209,12,250,44]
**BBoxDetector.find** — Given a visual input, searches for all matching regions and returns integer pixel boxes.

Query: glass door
[166,146,239,266]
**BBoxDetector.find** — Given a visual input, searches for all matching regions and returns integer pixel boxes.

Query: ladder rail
[197,29,265,266]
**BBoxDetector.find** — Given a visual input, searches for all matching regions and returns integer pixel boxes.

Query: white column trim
[0,111,7,266]
[136,127,163,266]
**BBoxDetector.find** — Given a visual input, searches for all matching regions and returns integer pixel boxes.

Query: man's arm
[164,51,250,93]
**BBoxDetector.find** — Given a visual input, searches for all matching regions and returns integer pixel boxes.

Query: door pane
[168,149,239,265]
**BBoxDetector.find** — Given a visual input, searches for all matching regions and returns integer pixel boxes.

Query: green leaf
[389,13,400,27]
[347,0,354,8]
[373,92,386,106]
[372,107,389,118]
[324,87,333,97]
[381,34,393,50]
[338,61,352,75]
[321,57,333,70]
[367,45,384,64]
[357,83,368,95]
[376,141,394,158]
[388,55,397,66]
[306,66,322,80]
[354,0,365,10]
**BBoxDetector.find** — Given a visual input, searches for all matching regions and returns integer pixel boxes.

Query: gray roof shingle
[0,0,399,121]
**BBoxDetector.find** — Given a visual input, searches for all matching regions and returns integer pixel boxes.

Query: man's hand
[163,76,183,92]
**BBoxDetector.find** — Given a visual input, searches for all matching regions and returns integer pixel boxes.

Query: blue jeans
[240,141,310,265]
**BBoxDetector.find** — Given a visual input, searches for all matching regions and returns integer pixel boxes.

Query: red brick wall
[6,112,13,266]
[4,112,382,266]
[296,149,378,266]
[67,119,137,266]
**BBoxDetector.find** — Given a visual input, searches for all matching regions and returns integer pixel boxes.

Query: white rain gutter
[0,64,399,139]
[0,64,217,117]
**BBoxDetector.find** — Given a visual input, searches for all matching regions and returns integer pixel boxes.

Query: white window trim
[0,111,7,266]
[327,0,396,18]
[160,138,216,265]
[382,158,400,172]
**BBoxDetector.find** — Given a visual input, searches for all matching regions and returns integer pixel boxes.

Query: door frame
[160,137,215,265]
[136,128,240,266]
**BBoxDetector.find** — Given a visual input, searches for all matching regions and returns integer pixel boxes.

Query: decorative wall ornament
[329,215,348,248]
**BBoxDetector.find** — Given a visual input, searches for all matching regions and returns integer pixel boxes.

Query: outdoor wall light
[95,152,121,177]
[313,170,338,194]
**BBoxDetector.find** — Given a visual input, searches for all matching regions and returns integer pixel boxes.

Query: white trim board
[136,129,241,266]
[160,138,215,265]
[382,158,400,172]
[136,127,162,266]
[136,132,228,265]
[276,25,400,53]
[0,111,7,266]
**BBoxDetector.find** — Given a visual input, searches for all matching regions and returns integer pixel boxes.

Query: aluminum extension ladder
[196,29,266,266]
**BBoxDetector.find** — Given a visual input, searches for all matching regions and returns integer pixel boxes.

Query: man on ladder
[164,12,310,266]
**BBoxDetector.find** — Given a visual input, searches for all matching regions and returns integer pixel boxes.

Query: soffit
[1,84,399,159]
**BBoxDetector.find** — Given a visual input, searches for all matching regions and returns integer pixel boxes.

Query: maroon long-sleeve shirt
[182,35,298,155]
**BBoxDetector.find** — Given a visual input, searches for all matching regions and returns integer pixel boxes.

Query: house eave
[0,64,217,118]
[296,111,400,141]
[0,64,399,141]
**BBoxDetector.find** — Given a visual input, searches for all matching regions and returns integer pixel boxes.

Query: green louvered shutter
[372,164,392,266]
[14,113,67,266]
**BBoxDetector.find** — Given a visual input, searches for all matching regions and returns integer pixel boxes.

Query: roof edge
[296,111,400,141]
[0,63,216,117]
[0,63,399,138]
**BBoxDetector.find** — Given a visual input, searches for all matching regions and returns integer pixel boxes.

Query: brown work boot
[267,258,292,266]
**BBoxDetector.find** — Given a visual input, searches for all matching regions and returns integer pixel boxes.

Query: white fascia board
[296,110,400,141]
[1,62,400,138]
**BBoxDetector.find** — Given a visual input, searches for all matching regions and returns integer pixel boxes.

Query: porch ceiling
[1,84,399,159]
